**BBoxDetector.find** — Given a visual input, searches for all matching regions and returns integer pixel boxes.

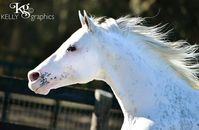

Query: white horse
[28,11,199,130]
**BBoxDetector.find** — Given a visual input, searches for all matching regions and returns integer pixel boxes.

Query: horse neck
[96,33,192,119]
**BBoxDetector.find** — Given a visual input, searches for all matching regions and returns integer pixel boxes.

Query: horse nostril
[29,71,40,82]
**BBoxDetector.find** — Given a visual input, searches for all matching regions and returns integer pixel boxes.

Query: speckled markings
[39,72,51,87]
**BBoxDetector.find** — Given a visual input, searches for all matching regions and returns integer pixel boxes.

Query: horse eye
[67,45,76,52]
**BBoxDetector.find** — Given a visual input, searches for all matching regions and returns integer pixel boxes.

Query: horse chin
[32,86,50,95]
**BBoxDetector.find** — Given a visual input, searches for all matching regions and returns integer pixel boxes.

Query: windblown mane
[93,16,199,89]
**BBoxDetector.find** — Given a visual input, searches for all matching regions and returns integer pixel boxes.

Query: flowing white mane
[93,16,199,89]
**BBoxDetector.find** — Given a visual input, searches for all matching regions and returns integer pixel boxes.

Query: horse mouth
[28,82,50,95]
[34,86,43,93]
[33,86,50,95]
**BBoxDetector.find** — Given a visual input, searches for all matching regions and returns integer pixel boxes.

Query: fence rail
[0,75,120,109]
[0,75,122,130]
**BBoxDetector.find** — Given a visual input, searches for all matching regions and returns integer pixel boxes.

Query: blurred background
[0,0,198,130]
[0,0,199,78]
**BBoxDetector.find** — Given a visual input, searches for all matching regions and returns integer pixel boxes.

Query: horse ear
[83,10,96,31]
[78,10,84,26]
[78,10,96,31]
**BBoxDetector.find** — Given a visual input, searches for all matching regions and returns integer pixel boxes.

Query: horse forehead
[68,27,88,42]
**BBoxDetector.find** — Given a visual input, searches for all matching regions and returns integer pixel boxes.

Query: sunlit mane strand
[93,16,199,89]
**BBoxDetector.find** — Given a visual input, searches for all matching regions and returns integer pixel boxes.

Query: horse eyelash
[67,45,76,52]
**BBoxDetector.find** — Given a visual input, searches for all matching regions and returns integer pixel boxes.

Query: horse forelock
[92,16,199,89]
